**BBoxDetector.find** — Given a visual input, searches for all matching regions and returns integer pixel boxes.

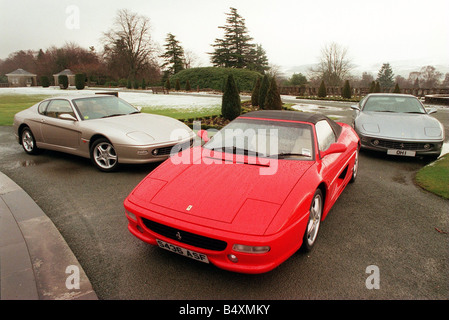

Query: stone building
[5,68,37,87]
[53,69,76,86]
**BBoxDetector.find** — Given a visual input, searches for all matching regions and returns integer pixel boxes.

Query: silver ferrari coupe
[351,93,444,158]
[13,94,195,171]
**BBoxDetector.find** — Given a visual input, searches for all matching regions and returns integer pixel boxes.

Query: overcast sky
[1,0,448,74]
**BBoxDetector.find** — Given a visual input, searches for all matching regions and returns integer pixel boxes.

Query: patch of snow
[0,87,222,110]
[440,142,449,157]
[290,103,344,112]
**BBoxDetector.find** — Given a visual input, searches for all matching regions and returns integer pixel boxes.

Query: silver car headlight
[424,127,442,138]
[362,123,380,133]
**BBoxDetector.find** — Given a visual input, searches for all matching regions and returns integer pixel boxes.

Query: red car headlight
[126,210,137,222]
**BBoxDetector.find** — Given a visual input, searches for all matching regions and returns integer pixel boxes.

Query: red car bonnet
[127,149,314,235]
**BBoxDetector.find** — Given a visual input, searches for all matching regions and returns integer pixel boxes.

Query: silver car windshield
[204,119,314,160]
[73,96,140,120]
[363,96,426,114]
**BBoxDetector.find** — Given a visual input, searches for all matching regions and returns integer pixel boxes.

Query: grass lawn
[142,106,221,120]
[0,94,51,126]
[415,154,449,199]
[0,94,222,126]
[0,93,295,128]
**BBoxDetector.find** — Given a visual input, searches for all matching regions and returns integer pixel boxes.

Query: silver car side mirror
[59,113,77,121]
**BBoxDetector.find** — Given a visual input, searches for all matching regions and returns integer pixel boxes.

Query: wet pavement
[0,100,448,300]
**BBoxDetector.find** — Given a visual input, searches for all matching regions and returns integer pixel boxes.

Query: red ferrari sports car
[124,110,360,274]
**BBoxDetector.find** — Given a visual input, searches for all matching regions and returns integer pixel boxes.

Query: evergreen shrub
[221,74,241,121]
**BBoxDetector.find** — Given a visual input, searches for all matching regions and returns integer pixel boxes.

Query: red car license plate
[156,239,209,263]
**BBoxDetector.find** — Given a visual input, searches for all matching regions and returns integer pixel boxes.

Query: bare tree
[102,9,157,80]
[419,65,442,88]
[309,42,353,87]
[360,72,374,88]
[395,75,410,88]
[407,66,443,89]
[408,71,421,88]
[183,49,201,69]
[442,73,449,88]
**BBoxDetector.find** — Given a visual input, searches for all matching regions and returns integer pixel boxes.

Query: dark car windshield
[203,118,314,160]
[363,96,426,114]
[72,96,140,120]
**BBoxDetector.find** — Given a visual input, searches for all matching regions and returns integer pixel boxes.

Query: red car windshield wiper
[269,152,311,159]
[211,146,265,157]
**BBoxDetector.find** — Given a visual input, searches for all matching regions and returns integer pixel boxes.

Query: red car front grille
[141,218,228,251]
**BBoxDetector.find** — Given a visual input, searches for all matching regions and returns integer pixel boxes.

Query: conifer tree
[377,63,394,89]
[247,44,270,73]
[374,81,381,93]
[258,75,269,109]
[165,79,171,91]
[210,7,268,71]
[393,83,401,93]
[264,77,282,110]
[318,80,327,98]
[175,79,181,91]
[251,77,261,106]
[221,74,241,120]
[185,79,191,91]
[160,33,185,76]
[341,80,351,99]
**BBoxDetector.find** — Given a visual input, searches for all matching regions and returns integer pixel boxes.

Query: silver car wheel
[306,191,322,247]
[93,142,117,170]
[22,130,34,152]
[21,128,39,155]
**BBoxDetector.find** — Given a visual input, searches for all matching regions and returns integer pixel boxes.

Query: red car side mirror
[321,143,347,158]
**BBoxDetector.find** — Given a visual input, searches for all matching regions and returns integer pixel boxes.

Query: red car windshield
[204,118,315,160]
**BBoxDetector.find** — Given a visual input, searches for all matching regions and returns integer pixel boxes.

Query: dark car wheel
[90,138,119,172]
[302,189,323,252]
[350,149,359,183]
[21,127,40,155]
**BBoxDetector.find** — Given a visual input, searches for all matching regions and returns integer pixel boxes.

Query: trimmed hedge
[58,75,68,89]
[75,73,85,90]
[170,67,263,92]
[41,76,50,88]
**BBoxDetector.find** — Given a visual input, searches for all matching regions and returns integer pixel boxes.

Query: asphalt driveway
[0,101,447,300]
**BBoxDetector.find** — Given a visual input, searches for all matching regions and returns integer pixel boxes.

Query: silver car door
[40,99,81,149]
